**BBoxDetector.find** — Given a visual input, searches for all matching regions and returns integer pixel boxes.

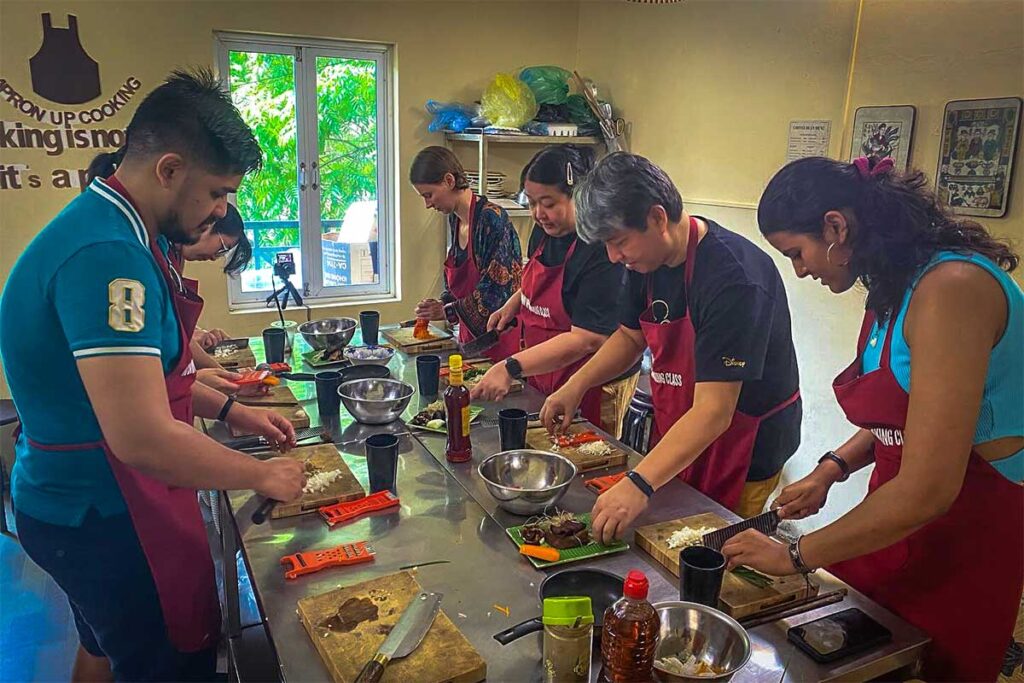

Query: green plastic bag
[567,94,598,125]
[481,73,538,128]
[519,66,572,105]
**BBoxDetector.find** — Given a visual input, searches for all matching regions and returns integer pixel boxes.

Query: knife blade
[354,591,442,683]
[460,318,518,358]
[701,510,780,551]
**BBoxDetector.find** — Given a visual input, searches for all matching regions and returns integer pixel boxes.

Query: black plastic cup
[360,311,380,346]
[498,408,528,451]
[314,370,343,420]
[365,433,399,495]
[680,546,727,607]
[416,355,441,397]
[262,327,287,364]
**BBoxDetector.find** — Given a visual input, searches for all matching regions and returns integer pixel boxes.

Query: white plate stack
[467,170,506,196]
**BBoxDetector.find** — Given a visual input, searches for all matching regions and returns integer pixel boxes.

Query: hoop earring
[826,242,850,268]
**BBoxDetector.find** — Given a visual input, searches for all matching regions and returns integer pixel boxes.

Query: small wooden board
[271,443,364,519]
[228,404,310,437]
[297,571,486,683]
[210,340,257,369]
[440,358,523,393]
[635,512,818,619]
[236,383,299,407]
[525,425,628,473]
[382,324,457,353]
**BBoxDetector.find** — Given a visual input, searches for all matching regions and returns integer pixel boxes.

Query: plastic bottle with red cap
[599,569,661,682]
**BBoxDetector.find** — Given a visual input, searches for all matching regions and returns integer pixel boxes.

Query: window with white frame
[215,32,395,308]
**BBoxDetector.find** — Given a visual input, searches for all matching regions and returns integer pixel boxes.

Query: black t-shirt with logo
[620,218,802,481]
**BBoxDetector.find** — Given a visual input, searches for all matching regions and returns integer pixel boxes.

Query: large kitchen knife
[701,510,781,551]
[460,318,518,358]
[354,591,443,683]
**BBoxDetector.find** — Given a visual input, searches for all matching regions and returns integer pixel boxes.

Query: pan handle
[493,617,543,645]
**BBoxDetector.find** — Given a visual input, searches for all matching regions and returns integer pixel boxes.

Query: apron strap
[758,390,801,421]
[683,216,699,286]
[878,309,900,371]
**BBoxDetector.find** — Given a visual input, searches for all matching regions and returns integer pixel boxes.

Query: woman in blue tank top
[722,155,1022,681]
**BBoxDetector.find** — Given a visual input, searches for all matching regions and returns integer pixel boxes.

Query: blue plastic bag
[425,99,478,133]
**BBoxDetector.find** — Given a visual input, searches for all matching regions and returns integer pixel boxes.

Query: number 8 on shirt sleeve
[108,278,146,333]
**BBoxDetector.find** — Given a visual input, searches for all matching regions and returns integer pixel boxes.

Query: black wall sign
[29,13,101,105]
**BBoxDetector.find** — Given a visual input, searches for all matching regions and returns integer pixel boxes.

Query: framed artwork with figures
[936,97,1022,218]
[849,105,916,173]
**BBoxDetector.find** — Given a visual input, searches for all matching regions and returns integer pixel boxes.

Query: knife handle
[354,654,388,683]
[251,497,276,524]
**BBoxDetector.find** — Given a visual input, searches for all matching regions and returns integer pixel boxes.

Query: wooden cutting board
[210,341,257,369]
[382,324,457,353]
[271,443,364,519]
[228,404,310,437]
[525,425,628,473]
[297,571,486,683]
[440,358,523,393]
[635,512,818,619]
[236,383,299,407]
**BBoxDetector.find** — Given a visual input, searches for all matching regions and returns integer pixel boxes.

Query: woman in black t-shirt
[471,146,638,431]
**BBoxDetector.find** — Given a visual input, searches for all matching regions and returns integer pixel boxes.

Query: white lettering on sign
[870,427,904,447]
[651,370,684,387]
[521,293,551,319]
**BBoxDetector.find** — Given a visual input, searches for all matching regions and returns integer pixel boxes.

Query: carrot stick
[520,545,560,562]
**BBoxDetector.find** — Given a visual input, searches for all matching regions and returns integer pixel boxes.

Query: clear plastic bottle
[542,596,593,683]
[444,354,472,462]
[599,570,661,683]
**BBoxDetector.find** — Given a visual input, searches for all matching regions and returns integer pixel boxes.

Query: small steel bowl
[477,450,577,516]
[651,601,751,681]
[338,378,414,425]
[299,318,357,351]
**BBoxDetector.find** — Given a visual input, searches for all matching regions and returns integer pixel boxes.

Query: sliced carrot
[519,544,560,562]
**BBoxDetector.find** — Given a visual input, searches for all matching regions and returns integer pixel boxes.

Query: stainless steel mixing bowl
[337,378,414,425]
[652,601,751,681]
[298,318,357,351]
[477,450,577,516]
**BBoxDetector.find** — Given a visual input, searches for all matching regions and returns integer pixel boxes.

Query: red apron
[520,235,603,427]
[443,195,519,363]
[638,217,800,512]
[828,311,1024,681]
[28,184,220,653]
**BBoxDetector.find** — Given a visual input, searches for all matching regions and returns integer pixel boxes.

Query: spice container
[543,596,593,683]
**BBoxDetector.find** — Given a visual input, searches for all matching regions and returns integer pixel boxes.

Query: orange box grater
[584,472,625,495]
[318,490,400,527]
[280,541,375,579]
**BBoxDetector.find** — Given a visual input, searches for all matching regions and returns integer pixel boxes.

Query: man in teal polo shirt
[0,69,305,682]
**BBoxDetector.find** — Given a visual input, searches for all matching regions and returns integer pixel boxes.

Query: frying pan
[493,568,623,645]
[279,364,390,383]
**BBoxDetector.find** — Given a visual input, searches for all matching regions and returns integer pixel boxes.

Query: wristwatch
[818,451,851,482]
[442,302,459,325]
[624,470,654,498]
[505,356,524,381]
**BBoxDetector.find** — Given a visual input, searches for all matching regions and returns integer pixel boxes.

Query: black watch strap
[818,451,850,482]
[505,357,524,381]
[624,470,654,498]
[217,396,236,422]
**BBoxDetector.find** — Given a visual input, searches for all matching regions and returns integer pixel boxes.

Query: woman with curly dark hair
[723,155,1023,681]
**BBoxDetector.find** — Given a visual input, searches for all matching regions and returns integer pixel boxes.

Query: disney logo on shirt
[521,293,551,319]
[722,356,747,368]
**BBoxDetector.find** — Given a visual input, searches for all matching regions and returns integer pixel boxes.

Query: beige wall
[0,0,579,338]
[576,0,1023,528]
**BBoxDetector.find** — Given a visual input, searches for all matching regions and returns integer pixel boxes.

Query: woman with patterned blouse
[410,146,523,361]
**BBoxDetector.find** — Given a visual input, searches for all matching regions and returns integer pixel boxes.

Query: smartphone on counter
[788,608,893,664]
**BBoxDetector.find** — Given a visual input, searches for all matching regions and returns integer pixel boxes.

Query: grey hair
[574,152,684,243]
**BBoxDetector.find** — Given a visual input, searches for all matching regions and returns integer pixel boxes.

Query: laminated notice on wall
[786,120,831,162]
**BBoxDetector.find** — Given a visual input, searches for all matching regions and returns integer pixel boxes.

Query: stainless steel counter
[214,332,928,682]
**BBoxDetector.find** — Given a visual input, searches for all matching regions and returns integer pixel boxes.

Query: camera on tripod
[273,252,296,280]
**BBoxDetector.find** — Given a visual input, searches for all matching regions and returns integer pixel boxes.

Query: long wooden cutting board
[440,358,523,393]
[236,383,300,407]
[227,404,310,437]
[271,443,364,519]
[525,425,628,473]
[382,323,457,353]
[297,571,486,683]
[635,512,818,619]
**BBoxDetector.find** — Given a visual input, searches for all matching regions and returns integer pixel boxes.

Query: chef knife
[354,591,443,683]
[460,318,518,358]
[701,509,781,551]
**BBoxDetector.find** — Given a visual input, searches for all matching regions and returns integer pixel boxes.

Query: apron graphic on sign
[29,14,101,104]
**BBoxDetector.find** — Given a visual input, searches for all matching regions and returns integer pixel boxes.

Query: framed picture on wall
[849,105,916,172]
[936,97,1022,218]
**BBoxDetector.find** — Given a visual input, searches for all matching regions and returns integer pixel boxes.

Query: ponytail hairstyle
[86,144,127,184]
[520,144,597,197]
[409,146,470,190]
[757,156,1018,320]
